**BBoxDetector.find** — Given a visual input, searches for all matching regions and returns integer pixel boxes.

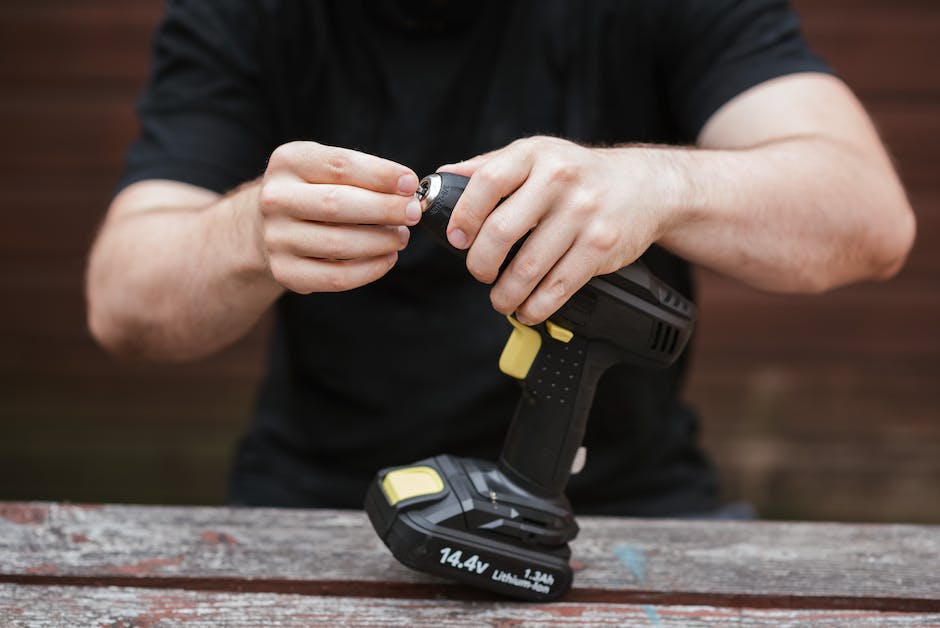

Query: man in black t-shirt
[86,1,914,515]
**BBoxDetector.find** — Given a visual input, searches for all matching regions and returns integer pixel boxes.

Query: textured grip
[497,332,620,497]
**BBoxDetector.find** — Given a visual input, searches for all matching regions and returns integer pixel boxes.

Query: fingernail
[448,228,468,249]
[387,251,399,265]
[397,173,418,195]
[397,226,410,245]
[405,200,421,224]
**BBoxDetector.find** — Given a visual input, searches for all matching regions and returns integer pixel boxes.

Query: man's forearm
[655,136,915,293]
[86,180,283,360]
[436,75,915,326]
[654,73,915,294]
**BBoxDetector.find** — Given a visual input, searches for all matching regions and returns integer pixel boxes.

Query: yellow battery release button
[499,316,542,380]
[381,466,445,506]
[545,321,574,343]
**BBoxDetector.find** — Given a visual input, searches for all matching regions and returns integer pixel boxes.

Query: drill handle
[497,329,620,498]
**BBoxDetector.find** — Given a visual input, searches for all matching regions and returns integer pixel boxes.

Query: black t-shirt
[120,0,829,515]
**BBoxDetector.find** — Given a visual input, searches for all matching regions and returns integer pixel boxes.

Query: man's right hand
[87,142,420,360]
[259,141,420,294]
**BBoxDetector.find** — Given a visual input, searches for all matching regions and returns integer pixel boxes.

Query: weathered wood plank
[0,504,937,611]
[692,277,940,362]
[794,0,940,98]
[0,2,161,89]
[2,585,938,628]
[688,362,940,523]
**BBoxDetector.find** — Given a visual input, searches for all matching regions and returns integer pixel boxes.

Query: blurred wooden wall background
[0,0,937,522]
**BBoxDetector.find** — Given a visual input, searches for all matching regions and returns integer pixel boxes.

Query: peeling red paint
[0,504,49,524]
[25,564,61,575]
[120,590,214,627]
[103,556,184,576]
[200,531,237,546]
[71,533,90,544]
[569,559,586,571]
[551,605,585,617]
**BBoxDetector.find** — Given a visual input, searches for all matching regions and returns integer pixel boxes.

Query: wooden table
[1,503,938,626]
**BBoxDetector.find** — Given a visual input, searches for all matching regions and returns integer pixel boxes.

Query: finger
[262,181,422,226]
[269,252,399,294]
[436,147,502,177]
[446,151,533,250]
[269,141,418,196]
[463,179,549,283]
[267,221,409,260]
[487,212,578,316]
[514,247,596,325]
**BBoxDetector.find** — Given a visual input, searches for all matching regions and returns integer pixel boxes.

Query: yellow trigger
[546,321,574,343]
[499,316,542,380]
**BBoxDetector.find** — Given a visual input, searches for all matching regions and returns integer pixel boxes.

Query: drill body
[364,173,695,600]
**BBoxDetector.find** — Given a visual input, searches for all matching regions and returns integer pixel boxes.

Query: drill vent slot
[650,322,679,354]
[665,326,678,354]
[650,321,663,350]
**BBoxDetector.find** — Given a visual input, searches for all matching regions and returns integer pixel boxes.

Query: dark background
[1,0,937,522]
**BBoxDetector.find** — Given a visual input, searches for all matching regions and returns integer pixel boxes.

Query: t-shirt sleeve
[117,1,274,194]
[659,0,832,140]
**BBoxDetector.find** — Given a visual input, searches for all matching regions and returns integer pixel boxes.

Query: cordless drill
[364,172,696,601]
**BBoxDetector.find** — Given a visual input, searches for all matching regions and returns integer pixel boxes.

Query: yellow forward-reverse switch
[545,321,574,343]
[381,466,445,506]
[499,316,542,379]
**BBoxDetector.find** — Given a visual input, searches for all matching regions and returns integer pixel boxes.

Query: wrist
[215,180,282,293]
[600,145,699,245]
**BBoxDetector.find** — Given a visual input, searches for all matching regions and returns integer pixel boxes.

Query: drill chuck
[414,173,468,253]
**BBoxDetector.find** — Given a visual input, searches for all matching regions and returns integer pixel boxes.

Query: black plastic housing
[366,171,697,600]
[365,455,576,601]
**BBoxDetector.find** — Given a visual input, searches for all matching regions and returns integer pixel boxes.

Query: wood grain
[0,504,937,612]
[2,584,938,627]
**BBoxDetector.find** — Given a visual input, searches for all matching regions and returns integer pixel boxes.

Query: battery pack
[365,454,576,601]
